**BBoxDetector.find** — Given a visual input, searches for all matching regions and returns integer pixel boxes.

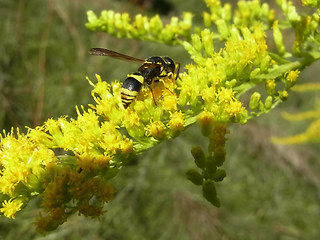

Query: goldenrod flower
[0,129,55,198]
[0,198,24,219]
[145,121,166,140]
[169,110,184,129]
[285,70,300,88]
[266,79,276,96]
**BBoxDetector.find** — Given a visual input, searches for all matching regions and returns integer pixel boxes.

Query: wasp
[89,48,179,109]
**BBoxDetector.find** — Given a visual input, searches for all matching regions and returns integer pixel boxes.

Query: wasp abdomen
[121,73,144,109]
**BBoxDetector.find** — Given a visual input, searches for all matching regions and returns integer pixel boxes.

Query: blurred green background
[0,0,320,239]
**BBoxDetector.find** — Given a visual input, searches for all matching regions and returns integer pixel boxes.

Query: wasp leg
[158,78,177,96]
[148,85,158,106]
[164,86,176,96]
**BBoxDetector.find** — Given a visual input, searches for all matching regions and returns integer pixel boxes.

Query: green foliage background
[0,0,319,239]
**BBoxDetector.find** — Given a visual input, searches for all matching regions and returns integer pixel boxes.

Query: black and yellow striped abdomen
[121,73,144,109]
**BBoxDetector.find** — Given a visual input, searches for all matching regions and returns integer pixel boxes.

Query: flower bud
[287,4,301,23]
[168,111,185,136]
[213,169,226,182]
[198,109,214,136]
[273,21,285,55]
[265,96,273,110]
[150,15,163,36]
[266,79,276,96]
[202,29,214,56]
[249,92,261,110]
[191,146,206,169]
[191,34,202,52]
[278,90,289,101]
[223,3,232,22]
[285,70,299,89]
[86,10,98,25]
[186,169,203,185]
[202,180,220,207]
[301,0,318,7]
[203,11,212,27]
[216,19,229,39]
[180,12,193,35]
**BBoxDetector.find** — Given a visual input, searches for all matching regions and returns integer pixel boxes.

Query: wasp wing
[89,48,145,63]
[137,62,160,72]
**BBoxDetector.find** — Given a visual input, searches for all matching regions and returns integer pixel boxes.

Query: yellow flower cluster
[35,166,115,234]
[0,89,133,225]
[181,24,272,124]
[28,105,133,161]
[1,198,24,219]
[86,72,185,150]
[0,129,55,218]
[86,10,193,45]
[2,0,318,233]
[204,0,274,32]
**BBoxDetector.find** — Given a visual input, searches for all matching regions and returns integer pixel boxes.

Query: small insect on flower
[89,48,180,109]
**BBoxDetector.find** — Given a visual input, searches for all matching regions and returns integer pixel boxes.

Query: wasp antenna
[159,79,177,96]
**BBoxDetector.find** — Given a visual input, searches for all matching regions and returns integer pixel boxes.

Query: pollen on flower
[100,134,123,155]
[77,154,111,172]
[136,85,153,103]
[197,109,216,136]
[178,71,201,107]
[145,121,166,139]
[285,69,300,88]
[198,109,215,128]
[226,100,244,117]
[278,90,289,101]
[216,88,234,104]
[201,86,216,103]
[121,138,134,154]
[168,111,185,132]
[43,118,64,142]
[111,81,122,95]
[88,75,125,123]
[162,94,178,112]
[0,177,16,197]
[89,74,111,96]
[27,125,56,148]
[266,79,276,96]
[122,110,141,128]
[150,82,164,101]
[122,110,145,137]
[0,198,24,219]
[0,129,55,198]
